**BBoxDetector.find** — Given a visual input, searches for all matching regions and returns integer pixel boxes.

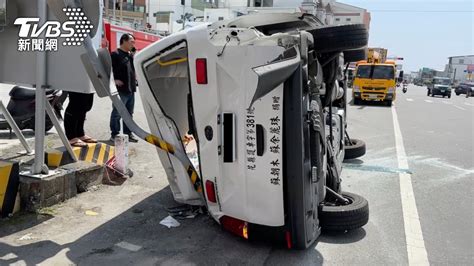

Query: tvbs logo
[14,7,93,52]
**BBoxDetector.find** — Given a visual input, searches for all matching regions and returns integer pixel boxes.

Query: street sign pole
[31,0,49,175]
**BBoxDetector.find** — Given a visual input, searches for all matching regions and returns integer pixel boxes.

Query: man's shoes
[128,134,139,143]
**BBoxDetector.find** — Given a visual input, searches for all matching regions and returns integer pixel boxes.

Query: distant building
[105,0,147,27]
[135,0,370,34]
[446,55,474,82]
[330,1,370,29]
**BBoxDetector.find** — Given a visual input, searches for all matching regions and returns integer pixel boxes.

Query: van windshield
[433,78,450,85]
[356,65,395,80]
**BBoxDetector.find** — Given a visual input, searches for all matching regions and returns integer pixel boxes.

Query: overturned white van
[86,13,370,249]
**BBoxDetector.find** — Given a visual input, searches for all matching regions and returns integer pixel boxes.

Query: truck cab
[352,61,397,106]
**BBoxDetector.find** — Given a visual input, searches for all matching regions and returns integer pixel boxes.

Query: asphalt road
[0,84,472,265]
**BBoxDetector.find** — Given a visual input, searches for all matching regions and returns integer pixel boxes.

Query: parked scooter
[0,86,65,133]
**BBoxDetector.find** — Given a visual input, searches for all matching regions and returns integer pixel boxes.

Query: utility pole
[181,0,185,30]
[105,0,109,20]
[148,0,151,24]
[120,0,123,23]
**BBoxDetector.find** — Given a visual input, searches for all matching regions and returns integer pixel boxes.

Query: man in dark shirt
[110,33,138,142]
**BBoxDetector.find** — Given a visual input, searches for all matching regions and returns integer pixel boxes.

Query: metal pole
[120,1,123,23]
[31,0,48,175]
[113,0,116,21]
[44,100,78,162]
[147,0,151,24]
[105,0,109,20]
[0,101,33,154]
[182,2,185,30]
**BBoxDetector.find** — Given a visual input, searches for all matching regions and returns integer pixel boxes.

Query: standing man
[110,33,138,142]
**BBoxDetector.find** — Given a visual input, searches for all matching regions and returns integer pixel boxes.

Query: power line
[368,10,474,13]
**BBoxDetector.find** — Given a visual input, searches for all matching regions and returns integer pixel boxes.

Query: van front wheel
[320,192,369,231]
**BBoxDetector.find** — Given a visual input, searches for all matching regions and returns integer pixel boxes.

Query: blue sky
[340,0,473,72]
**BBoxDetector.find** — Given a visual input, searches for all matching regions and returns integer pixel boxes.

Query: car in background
[454,82,474,97]
[427,77,452,98]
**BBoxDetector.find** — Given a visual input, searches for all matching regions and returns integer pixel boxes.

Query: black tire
[456,92,460,96]
[385,100,392,107]
[344,138,366,160]
[309,24,368,53]
[320,192,369,231]
[343,48,367,62]
[353,98,361,105]
[448,94,451,99]
[427,90,430,96]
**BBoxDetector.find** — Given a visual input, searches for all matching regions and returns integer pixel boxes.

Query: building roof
[448,55,474,59]
[331,1,366,12]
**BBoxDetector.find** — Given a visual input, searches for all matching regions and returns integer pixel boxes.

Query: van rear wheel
[309,24,369,53]
[320,192,369,231]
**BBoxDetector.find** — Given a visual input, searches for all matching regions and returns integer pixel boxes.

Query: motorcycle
[402,83,408,93]
[0,86,65,133]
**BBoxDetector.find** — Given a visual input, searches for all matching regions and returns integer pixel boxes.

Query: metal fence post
[44,100,78,162]
[0,100,33,154]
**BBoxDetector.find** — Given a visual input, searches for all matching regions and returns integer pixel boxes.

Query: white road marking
[453,105,466,111]
[424,100,433,103]
[464,102,474,107]
[442,101,452,105]
[406,98,414,102]
[391,107,429,266]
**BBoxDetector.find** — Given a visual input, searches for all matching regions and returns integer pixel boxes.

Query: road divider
[45,143,115,168]
[0,161,20,218]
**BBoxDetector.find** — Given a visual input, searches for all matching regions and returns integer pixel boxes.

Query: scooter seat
[9,86,56,100]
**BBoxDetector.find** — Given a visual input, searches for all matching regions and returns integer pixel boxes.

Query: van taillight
[196,58,208,84]
[220,216,249,239]
[205,180,216,203]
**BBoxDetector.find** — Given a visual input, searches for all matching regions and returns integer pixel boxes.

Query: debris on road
[159,215,180,228]
[166,205,202,220]
[85,210,99,216]
[18,233,36,241]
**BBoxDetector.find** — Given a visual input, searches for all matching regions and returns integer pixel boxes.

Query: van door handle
[256,124,265,156]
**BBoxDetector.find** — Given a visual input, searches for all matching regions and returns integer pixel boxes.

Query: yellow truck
[352,48,401,106]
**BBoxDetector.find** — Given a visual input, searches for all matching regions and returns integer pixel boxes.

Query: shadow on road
[343,158,365,165]
[0,213,55,239]
[349,99,391,108]
[0,186,367,265]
